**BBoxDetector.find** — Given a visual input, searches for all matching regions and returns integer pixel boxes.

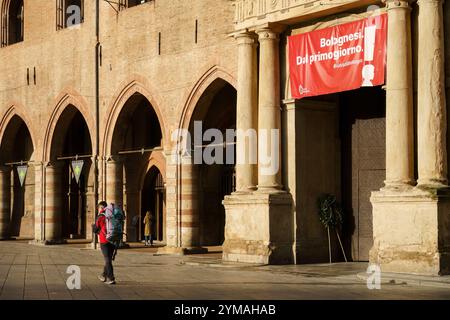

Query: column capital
[234,31,257,45]
[45,161,65,169]
[281,99,296,112]
[256,28,280,42]
[30,161,44,168]
[383,0,413,10]
[416,0,445,4]
[105,155,123,164]
[180,154,194,165]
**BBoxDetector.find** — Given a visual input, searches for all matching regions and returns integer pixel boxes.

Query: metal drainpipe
[93,0,100,250]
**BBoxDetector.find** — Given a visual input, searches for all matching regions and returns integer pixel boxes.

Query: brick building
[1,0,450,276]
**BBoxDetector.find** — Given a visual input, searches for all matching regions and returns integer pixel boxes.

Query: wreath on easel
[318,194,348,264]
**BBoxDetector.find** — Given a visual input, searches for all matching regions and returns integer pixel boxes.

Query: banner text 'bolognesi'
[289,14,388,99]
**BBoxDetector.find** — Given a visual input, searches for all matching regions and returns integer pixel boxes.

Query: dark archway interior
[8,0,24,45]
[141,166,165,242]
[0,115,34,238]
[111,93,162,155]
[51,106,92,239]
[111,93,163,242]
[189,79,237,246]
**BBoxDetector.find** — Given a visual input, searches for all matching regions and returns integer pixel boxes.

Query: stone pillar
[370,0,450,275]
[179,155,200,248]
[282,99,298,263]
[158,153,207,255]
[256,27,282,192]
[235,31,258,192]
[105,156,123,205]
[417,0,448,187]
[384,0,415,189]
[44,162,63,243]
[163,150,178,247]
[0,166,11,239]
[222,25,293,265]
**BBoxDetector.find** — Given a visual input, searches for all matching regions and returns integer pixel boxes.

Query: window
[56,0,84,30]
[1,0,24,47]
[119,0,149,10]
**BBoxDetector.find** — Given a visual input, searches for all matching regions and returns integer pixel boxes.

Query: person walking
[95,201,116,285]
[143,211,153,246]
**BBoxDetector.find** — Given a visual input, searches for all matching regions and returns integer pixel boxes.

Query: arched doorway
[0,115,34,239]
[110,92,163,242]
[188,79,237,246]
[50,105,93,240]
[141,166,165,243]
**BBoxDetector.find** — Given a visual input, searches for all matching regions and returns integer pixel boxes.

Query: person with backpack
[94,201,117,285]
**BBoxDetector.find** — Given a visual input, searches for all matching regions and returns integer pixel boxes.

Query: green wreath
[318,194,343,229]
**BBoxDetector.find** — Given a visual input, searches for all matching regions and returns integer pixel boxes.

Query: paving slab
[0,241,449,300]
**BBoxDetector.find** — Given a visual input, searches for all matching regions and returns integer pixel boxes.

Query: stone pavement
[0,241,449,300]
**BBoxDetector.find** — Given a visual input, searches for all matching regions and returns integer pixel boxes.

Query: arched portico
[0,106,35,240]
[103,81,166,243]
[39,94,95,244]
[169,66,237,251]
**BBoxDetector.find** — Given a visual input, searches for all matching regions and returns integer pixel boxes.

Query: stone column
[0,166,11,239]
[417,0,448,187]
[44,162,63,243]
[223,25,293,265]
[179,155,200,248]
[164,150,178,247]
[384,0,415,189]
[105,156,123,205]
[32,162,44,242]
[235,31,258,192]
[256,27,282,192]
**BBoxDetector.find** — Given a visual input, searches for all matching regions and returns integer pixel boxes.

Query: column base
[382,180,416,192]
[29,239,67,246]
[222,191,294,265]
[370,187,450,276]
[156,246,208,256]
[233,187,257,195]
[255,185,284,194]
[416,180,450,190]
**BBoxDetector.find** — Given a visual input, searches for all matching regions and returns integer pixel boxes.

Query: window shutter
[56,0,64,30]
[119,0,126,11]
[1,11,6,47]
[80,0,84,23]
[2,8,8,47]
[20,4,23,41]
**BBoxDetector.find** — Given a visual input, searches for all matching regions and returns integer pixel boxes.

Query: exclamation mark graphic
[361,25,377,87]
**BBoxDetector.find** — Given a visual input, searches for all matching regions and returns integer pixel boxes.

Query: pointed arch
[43,90,95,162]
[137,150,166,191]
[0,102,36,157]
[102,77,167,157]
[178,65,236,134]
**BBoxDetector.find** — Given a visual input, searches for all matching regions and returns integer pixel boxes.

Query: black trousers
[100,242,115,281]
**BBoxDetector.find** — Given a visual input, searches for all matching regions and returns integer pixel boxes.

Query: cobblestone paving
[0,241,449,300]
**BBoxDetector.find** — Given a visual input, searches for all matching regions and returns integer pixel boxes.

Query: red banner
[289,14,388,99]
